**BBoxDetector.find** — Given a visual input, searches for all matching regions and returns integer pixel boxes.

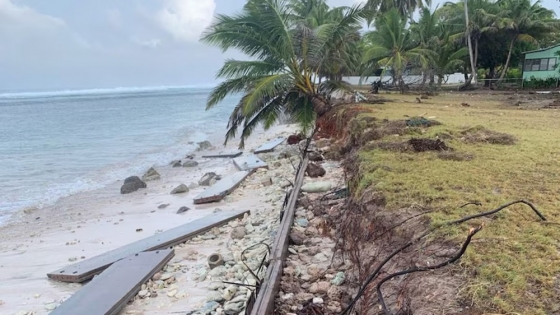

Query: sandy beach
[0,123,306,315]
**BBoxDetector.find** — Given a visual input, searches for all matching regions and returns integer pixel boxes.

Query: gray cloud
[0,0,558,92]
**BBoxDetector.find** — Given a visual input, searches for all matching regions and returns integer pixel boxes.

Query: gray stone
[160,273,173,281]
[201,301,220,314]
[45,303,58,311]
[206,291,225,302]
[183,160,199,168]
[306,163,326,178]
[189,182,199,189]
[289,230,305,245]
[313,297,324,304]
[197,141,213,151]
[224,301,244,314]
[199,172,219,186]
[301,181,333,193]
[170,160,182,167]
[208,282,225,290]
[177,206,190,214]
[231,227,246,239]
[208,265,227,277]
[120,176,147,194]
[171,184,189,194]
[157,203,170,209]
[295,218,309,227]
[138,290,149,298]
[142,167,161,181]
[331,272,345,286]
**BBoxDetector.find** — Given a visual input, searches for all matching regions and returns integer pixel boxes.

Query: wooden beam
[202,151,243,158]
[49,249,174,315]
[254,137,285,154]
[233,154,268,172]
[249,158,308,315]
[48,210,249,282]
[193,171,251,204]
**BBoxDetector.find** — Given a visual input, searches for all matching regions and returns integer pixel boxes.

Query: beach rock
[120,176,147,194]
[208,265,227,277]
[157,204,170,209]
[298,196,311,209]
[188,182,199,189]
[170,160,182,167]
[306,163,326,178]
[290,230,306,245]
[199,172,218,186]
[310,281,330,294]
[299,139,317,152]
[167,289,178,297]
[279,146,299,159]
[287,134,303,145]
[177,206,190,214]
[295,218,309,228]
[45,303,58,311]
[170,184,189,194]
[197,141,213,151]
[308,151,324,162]
[231,227,246,239]
[201,301,220,314]
[301,181,333,193]
[183,160,199,168]
[160,273,173,281]
[185,154,195,159]
[206,291,225,302]
[313,297,324,304]
[224,301,244,314]
[142,167,161,181]
[138,290,149,298]
[261,177,273,186]
[331,272,345,286]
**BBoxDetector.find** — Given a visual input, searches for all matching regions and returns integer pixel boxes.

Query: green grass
[353,93,560,314]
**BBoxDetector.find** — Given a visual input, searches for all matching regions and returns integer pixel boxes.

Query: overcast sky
[0,0,558,92]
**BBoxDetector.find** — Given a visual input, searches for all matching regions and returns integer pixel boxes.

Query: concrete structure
[522,44,560,80]
[343,73,466,86]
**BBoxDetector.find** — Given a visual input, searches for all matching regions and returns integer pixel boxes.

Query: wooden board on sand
[193,171,251,204]
[49,249,174,315]
[202,151,243,158]
[232,154,268,172]
[47,210,249,282]
[254,137,285,154]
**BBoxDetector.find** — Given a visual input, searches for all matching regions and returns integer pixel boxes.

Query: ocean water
[0,86,238,221]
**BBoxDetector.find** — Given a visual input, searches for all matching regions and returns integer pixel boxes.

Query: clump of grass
[460,125,516,145]
[351,93,560,314]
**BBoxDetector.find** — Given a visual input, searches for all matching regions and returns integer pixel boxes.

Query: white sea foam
[0,84,216,100]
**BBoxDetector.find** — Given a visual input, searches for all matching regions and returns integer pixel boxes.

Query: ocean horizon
[0,85,238,222]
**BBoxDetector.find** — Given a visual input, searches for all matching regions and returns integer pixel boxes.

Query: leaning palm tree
[496,0,558,84]
[200,0,363,148]
[362,8,433,92]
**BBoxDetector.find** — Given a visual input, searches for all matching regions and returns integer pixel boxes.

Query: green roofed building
[522,44,560,81]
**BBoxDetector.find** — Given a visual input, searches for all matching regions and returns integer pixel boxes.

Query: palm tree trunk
[497,37,516,85]
[462,0,477,88]
[311,95,331,117]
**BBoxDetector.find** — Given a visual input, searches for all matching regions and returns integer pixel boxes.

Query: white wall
[343,73,467,85]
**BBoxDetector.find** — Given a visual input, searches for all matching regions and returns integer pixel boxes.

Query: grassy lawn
[353,92,560,314]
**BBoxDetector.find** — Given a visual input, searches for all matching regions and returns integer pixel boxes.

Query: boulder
[142,167,161,181]
[289,230,305,245]
[306,163,326,178]
[120,176,147,194]
[183,160,199,168]
[171,184,189,194]
[287,134,303,145]
[301,181,333,193]
[197,141,213,151]
[199,172,218,186]
[278,146,300,159]
[170,160,182,167]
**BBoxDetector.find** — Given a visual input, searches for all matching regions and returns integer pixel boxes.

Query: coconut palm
[201,0,363,148]
[496,0,558,84]
[364,0,423,20]
[362,8,433,91]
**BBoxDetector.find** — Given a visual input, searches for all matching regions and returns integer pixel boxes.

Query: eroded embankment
[313,102,559,315]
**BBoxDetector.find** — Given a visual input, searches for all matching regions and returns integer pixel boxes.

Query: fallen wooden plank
[48,210,249,282]
[250,158,308,315]
[50,249,174,315]
[202,151,243,158]
[193,171,251,204]
[254,137,285,154]
[233,154,268,171]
